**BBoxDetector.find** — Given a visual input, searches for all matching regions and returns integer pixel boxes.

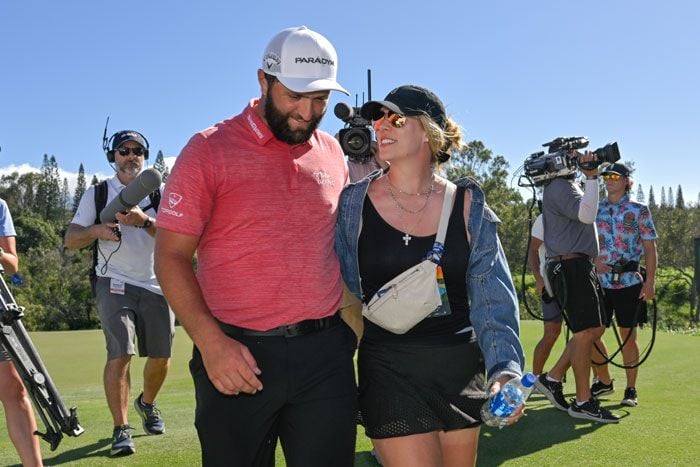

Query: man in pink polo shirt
[155,26,356,466]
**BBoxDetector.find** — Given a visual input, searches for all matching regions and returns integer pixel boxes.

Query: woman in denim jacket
[335,85,525,466]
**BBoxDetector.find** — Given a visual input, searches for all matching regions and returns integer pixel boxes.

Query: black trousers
[190,320,358,467]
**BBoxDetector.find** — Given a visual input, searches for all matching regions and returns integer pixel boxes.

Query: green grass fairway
[1,322,698,466]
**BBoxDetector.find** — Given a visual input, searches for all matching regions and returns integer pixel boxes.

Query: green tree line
[1,146,698,331]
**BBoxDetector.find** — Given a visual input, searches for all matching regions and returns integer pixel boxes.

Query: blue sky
[1,1,698,203]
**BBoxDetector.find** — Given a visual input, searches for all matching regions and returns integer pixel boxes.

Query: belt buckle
[283,323,303,338]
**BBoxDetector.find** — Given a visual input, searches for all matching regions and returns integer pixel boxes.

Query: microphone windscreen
[334,102,353,121]
[99,168,163,223]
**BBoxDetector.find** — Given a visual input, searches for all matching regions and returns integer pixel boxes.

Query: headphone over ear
[104,130,150,163]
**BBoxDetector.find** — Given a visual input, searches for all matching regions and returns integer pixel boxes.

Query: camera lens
[346,134,366,152]
[339,128,371,157]
[593,142,620,165]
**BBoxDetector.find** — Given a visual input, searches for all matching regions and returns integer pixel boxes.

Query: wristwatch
[140,217,154,229]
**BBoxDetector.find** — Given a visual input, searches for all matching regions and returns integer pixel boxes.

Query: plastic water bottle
[481,372,536,428]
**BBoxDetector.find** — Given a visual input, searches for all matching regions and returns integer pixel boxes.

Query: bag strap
[426,181,457,264]
[435,181,456,243]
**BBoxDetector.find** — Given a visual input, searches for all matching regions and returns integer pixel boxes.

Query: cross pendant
[402,233,412,246]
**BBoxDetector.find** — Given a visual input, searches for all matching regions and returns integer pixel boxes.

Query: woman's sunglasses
[373,111,407,130]
[602,173,622,181]
[116,147,145,157]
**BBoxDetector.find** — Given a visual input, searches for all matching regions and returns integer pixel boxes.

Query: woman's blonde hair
[417,114,467,165]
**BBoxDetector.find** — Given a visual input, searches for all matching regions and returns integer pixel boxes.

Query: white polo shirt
[72,175,162,295]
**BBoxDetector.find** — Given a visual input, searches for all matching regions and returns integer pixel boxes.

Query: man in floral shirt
[591,162,657,407]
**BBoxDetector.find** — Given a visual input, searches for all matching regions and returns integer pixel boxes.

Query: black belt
[550,252,589,262]
[217,312,341,338]
[609,261,640,273]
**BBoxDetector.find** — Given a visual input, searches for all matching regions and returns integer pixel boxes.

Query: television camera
[334,69,374,163]
[522,136,620,186]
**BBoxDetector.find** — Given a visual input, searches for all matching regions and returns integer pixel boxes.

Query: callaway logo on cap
[262,26,348,95]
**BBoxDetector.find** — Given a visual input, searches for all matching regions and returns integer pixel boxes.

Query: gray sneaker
[110,424,135,456]
[134,393,165,435]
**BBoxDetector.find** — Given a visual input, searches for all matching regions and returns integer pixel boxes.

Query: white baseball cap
[262,26,349,95]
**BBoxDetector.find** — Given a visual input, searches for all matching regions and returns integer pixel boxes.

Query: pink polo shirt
[158,100,348,330]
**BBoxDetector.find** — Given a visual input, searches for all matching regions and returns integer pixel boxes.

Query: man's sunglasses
[602,173,622,181]
[373,111,407,129]
[116,147,146,157]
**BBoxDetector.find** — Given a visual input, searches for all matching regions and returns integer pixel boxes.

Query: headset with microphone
[102,117,150,163]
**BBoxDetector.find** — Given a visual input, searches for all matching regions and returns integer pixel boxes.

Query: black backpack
[89,180,161,295]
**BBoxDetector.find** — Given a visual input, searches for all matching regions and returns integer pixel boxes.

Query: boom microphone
[100,168,162,223]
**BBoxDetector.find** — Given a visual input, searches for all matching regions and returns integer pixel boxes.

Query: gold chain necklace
[387,179,434,196]
[386,176,435,245]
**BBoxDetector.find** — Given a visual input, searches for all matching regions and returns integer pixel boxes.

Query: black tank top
[359,185,472,341]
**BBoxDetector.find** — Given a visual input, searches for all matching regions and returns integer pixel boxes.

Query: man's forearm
[155,250,223,348]
[643,240,657,285]
[64,223,96,249]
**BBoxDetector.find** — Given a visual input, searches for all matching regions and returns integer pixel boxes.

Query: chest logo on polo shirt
[312,169,335,186]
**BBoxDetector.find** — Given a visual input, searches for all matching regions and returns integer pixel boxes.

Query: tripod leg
[1,272,85,450]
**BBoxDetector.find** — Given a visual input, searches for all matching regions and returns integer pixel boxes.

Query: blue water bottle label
[489,393,514,418]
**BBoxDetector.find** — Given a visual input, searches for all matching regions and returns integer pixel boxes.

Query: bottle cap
[522,373,537,388]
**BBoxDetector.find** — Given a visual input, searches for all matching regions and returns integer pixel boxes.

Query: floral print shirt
[596,194,657,289]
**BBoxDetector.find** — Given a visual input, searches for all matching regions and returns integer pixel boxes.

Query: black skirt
[357,332,487,439]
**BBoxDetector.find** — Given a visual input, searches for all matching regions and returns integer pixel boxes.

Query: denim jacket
[335,171,524,383]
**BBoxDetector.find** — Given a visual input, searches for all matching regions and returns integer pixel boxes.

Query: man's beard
[264,94,322,144]
[117,162,141,177]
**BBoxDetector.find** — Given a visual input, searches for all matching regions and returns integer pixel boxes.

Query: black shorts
[603,284,644,328]
[190,319,358,467]
[357,331,486,439]
[547,257,605,333]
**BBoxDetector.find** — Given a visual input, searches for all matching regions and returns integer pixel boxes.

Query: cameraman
[535,150,620,423]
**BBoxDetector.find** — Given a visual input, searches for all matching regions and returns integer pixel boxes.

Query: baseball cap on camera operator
[262,26,348,95]
[111,131,148,152]
[602,162,631,178]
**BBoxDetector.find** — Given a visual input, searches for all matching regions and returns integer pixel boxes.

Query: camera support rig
[0,268,84,451]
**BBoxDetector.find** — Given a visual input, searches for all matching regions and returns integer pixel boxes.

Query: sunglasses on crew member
[602,173,622,181]
[116,146,145,157]
[373,111,408,130]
